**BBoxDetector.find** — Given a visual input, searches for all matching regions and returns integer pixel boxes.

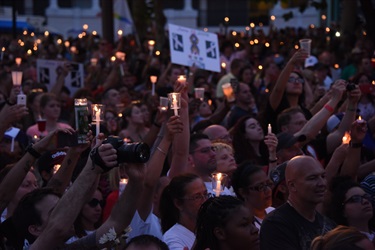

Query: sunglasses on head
[87,198,105,208]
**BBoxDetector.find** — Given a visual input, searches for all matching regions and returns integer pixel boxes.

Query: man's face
[284,112,307,134]
[104,89,120,107]
[190,139,216,175]
[236,83,253,105]
[289,160,327,205]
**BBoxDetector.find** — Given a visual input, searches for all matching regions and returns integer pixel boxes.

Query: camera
[346,83,356,92]
[103,136,150,163]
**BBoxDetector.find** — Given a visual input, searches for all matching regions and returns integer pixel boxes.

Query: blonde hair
[212,142,233,154]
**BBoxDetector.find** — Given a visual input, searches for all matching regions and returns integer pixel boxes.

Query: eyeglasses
[88,198,105,208]
[190,146,215,154]
[247,182,274,192]
[288,77,304,84]
[181,192,213,201]
[342,194,373,205]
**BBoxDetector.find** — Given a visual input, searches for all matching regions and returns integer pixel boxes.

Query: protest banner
[168,23,220,72]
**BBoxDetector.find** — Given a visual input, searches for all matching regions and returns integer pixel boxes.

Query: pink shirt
[26,122,72,138]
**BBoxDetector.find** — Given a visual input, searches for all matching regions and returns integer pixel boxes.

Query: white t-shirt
[254,206,275,231]
[163,223,195,250]
[128,210,163,241]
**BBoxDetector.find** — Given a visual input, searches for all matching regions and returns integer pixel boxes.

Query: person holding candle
[230,115,278,167]
[119,102,149,142]
[26,93,72,138]
[351,73,375,122]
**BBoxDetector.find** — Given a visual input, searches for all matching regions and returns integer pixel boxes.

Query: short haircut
[12,188,61,244]
[231,161,263,201]
[189,133,210,153]
[277,107,304,132]
[125,234,169,250]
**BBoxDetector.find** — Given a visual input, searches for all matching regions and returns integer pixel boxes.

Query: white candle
[94,105,101,138]
[148,40,155,55]
[119,178,128,195]
[10,137,14,152]
[215,173,222,197]
[268,124,272,134]
[150,76,157,96]
[119,64,124,76]
[172,95,178,116]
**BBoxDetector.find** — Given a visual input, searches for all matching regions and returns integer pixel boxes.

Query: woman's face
[105,111,118,132]
[215,148,236,175]
[13,171,38,205]
[219,205,259,250]
[198,101,212,117]
[42,99,61,120]
[245,118,264,141]
[128,106,144,125]
[178,178,208,222]
[81,190,103,226]
[286,72,303,95]
[265,63,280,78]
[140,104,150,124]
[343,187,373,223]
[242,170,273,210]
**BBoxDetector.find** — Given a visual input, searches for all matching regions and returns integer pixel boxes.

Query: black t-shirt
[260,202,336,250]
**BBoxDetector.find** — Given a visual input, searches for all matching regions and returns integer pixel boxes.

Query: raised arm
[0,104,28,141]
[0,128,73,215]
[47,132,93,195]
[30,138,118,249]
[326,85,360,154]
[138,115,183,220]
[50,63,70,96]
[295,80,345,144]
[169,82,190,177]
[269,49,308,111]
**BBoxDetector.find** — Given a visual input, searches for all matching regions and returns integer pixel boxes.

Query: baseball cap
[326,112,345,133]
[270,161,288,187]
[276,132,306,152]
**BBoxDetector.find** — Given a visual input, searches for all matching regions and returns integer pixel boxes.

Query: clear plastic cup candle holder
[211,173,228,197]
[168,93,181,110]
[194,88,205,101]
[159,97,169,111]
[222,83,235,102]
[299,39,312,57]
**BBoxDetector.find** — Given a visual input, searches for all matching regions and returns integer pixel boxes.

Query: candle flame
[148,40,155,46]
[358,116,362,120]
[342,131,351,144]
[217,173,222,180]
[1,47,4,52]
[221,62,226,69]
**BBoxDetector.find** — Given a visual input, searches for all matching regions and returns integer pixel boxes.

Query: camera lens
[117,142,150,163]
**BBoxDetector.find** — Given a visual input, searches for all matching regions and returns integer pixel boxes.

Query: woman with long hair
[193,195,259,250]
[352,73,375,121]
[327,176,375,242]
[26,93,72,138]
[231,162,274,231]
[159,173,209,250]
[119,102,149,142]
[230,115,278,166]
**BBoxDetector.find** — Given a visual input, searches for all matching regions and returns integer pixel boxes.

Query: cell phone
[57,131,79,148]
[17,94,27,105]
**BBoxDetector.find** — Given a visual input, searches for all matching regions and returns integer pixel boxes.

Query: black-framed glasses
[288,77,305,84]
[342,194,372,205]
[247,182,274,192]
[181,192,213,201]
[190,146,215,154]
[88,198,105,208]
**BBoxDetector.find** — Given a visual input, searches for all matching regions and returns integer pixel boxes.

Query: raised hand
[165,115,184,140]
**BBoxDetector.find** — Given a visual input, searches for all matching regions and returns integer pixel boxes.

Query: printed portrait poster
[36,59,84,95]
[168,23,220,72]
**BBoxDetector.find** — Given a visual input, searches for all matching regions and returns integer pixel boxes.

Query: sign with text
[168,24,220,72]
[36,59,84,95]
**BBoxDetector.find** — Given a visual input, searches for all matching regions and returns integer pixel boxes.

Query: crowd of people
[0,19,375,250]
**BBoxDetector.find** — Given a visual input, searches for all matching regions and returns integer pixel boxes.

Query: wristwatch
[26,144,42,158]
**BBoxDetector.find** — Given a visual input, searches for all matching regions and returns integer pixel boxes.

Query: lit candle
[119,178,128,195]
[357,115,365,123]
[0,47,4,61]
[15,57,22,67]
[178,75,186,85]
[268,124,272,134]
[215,173,222,197]
[148,40,155,55]
[91,58,98,66]
[53,164,61,174]
[342,131,351,144]
[150,76,157,96]
[94,105,101,138]
[221,62,226,70]
[172,94,178,116]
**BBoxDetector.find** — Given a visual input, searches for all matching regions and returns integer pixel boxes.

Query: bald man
[202,125,232,144]
[260,156,335,250]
